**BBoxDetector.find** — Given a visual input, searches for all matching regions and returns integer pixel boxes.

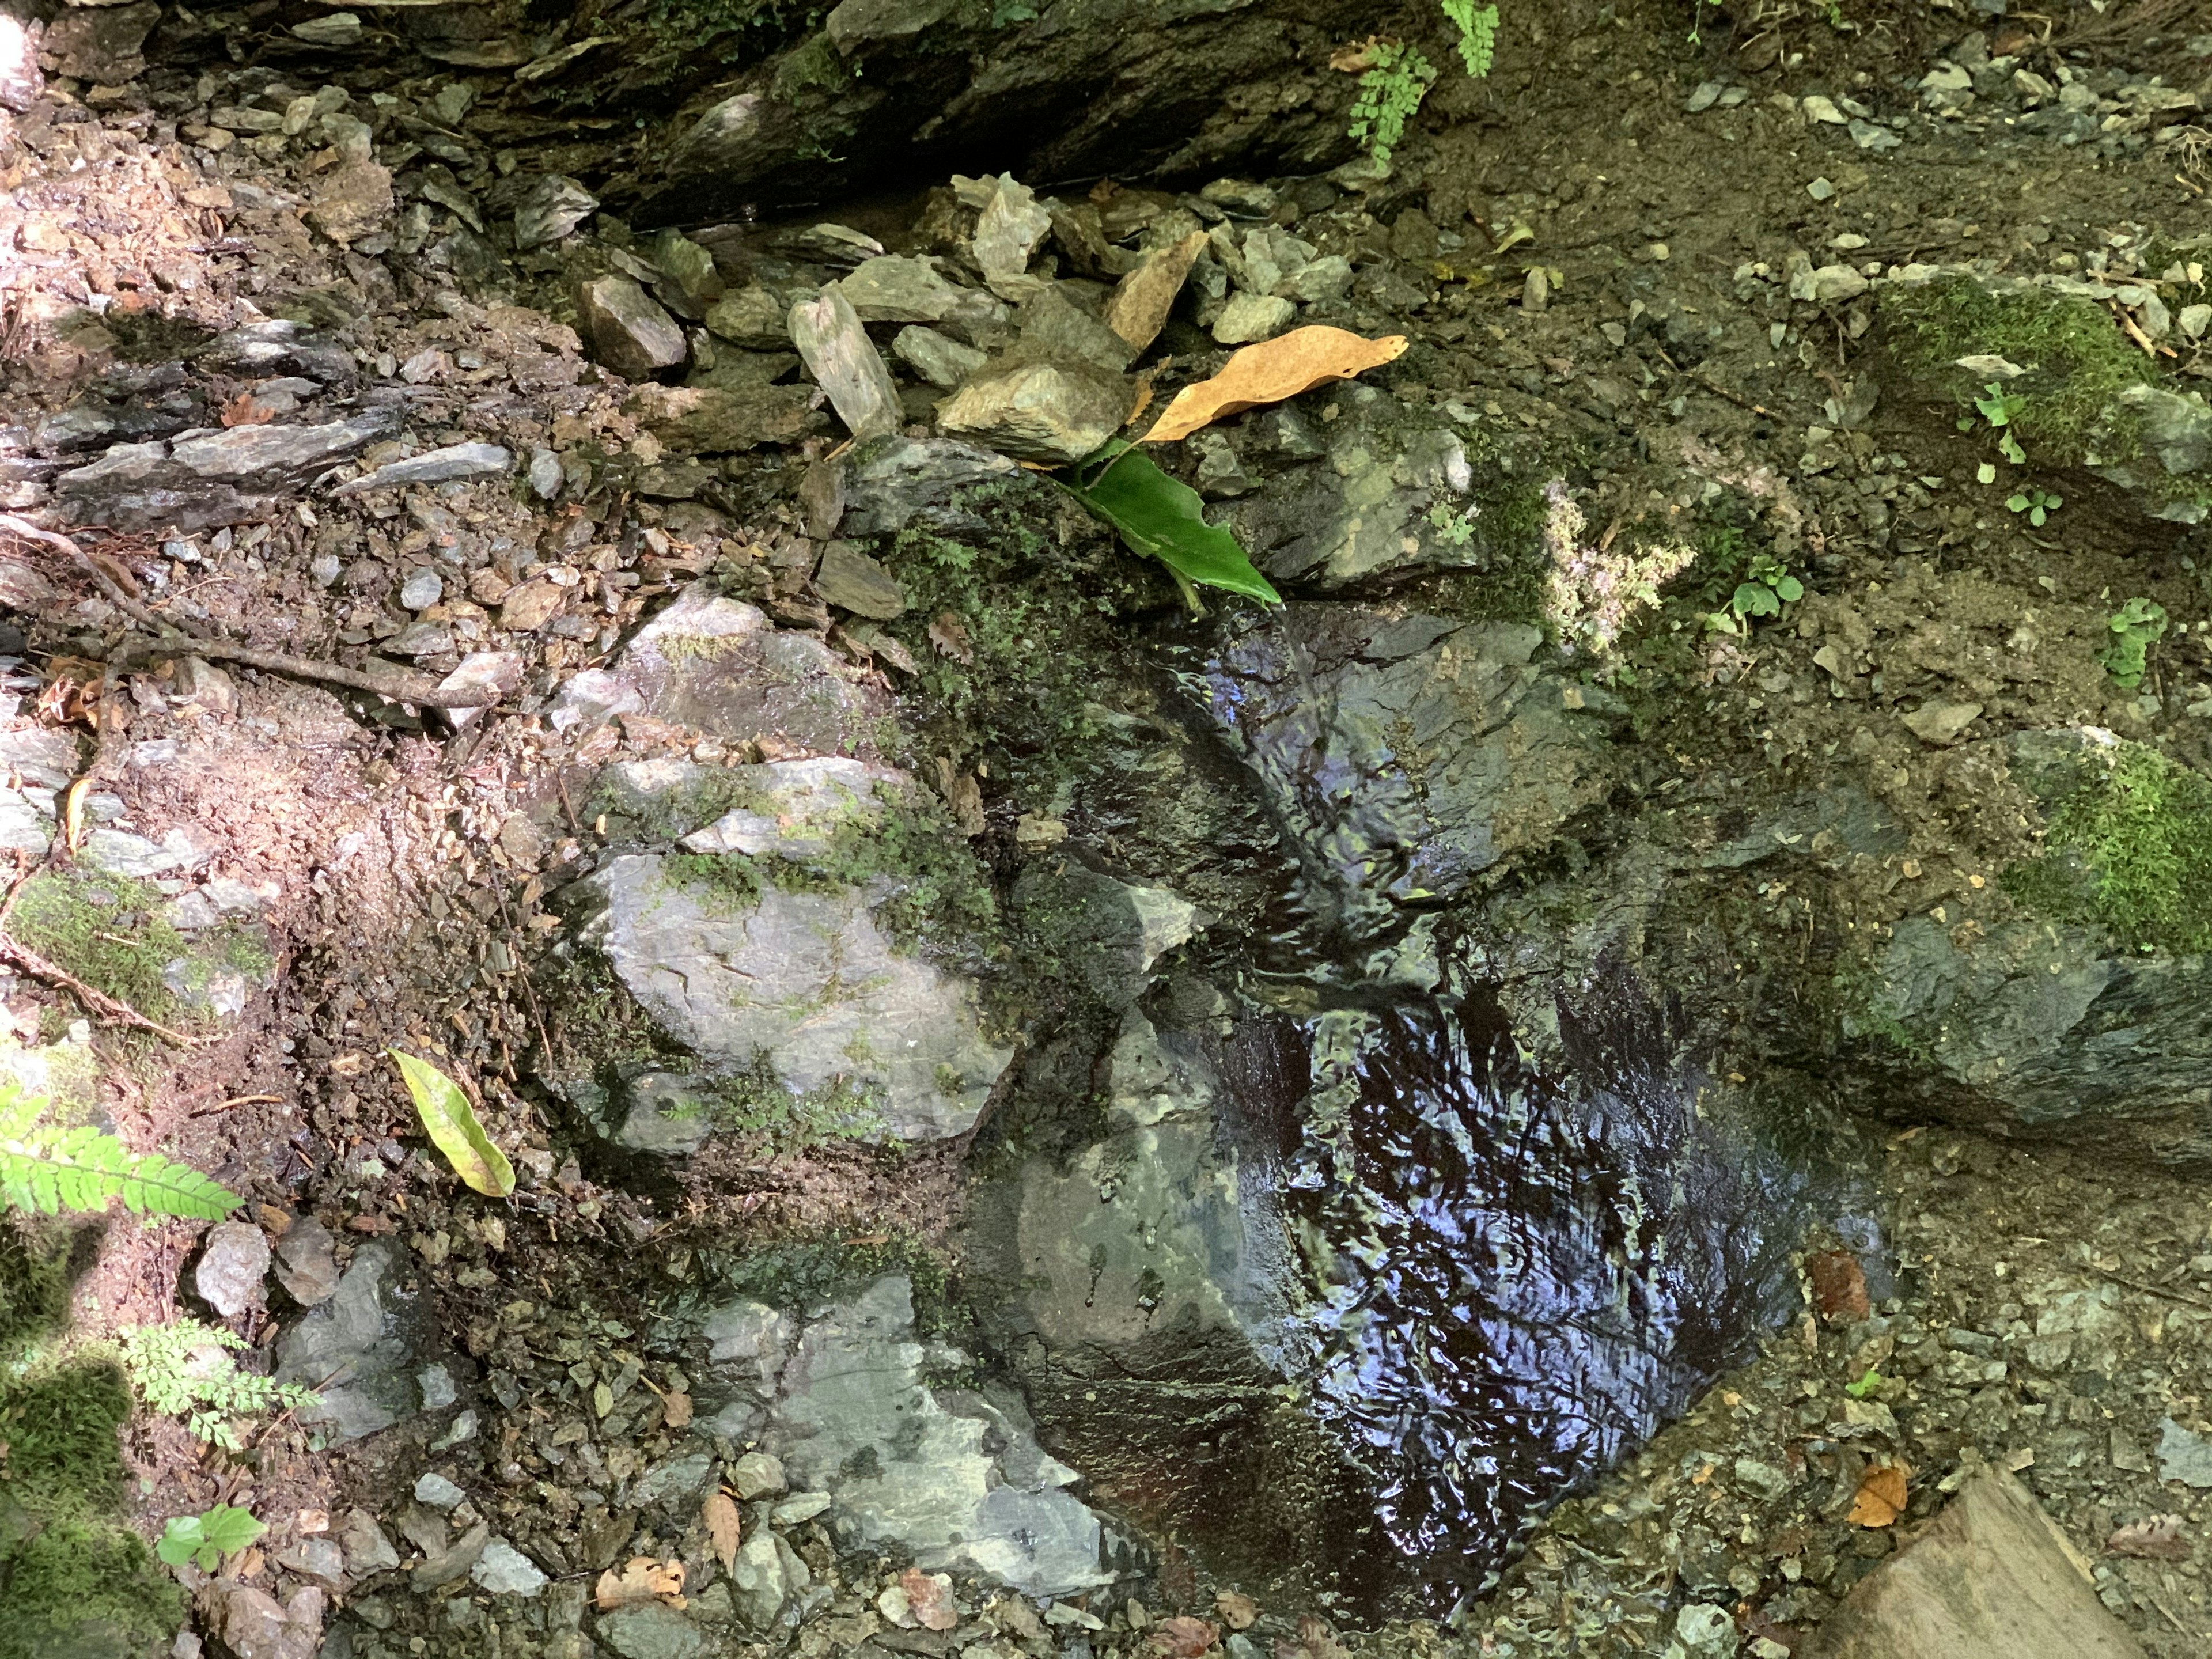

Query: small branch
[191,1093,282,1118]
[110,636,495,710]
[0,934,203,1047]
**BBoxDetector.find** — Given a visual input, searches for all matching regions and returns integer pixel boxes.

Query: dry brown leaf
[703,1491,741,1573]
[1274,1615,1350,1659]
[1215,1590,1258,1630]
[1805,1248,1870,1324]
[219,389,278,427]
[1329,37,1382,72]
[2109,1514,2191,1559]
[660,1389,693,1430]
[899,1567,959,1632]
[1150,1615,1220,1657]
[594,1556,687,1611]
[1849,1463,1909,1528]
[927,611,975,664]
[1142,327,1408,444]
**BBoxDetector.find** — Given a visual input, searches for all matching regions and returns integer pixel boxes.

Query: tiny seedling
[157,1505,265,1573]
[1426,499,1478,547]
[2100,596,2170,689]
[1711,550,1804,631]
[1971,381,2025,429]
[1843,1366,1885,1399]
[2006,487,2062,527]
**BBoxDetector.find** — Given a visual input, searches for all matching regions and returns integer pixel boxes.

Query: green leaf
[0,1082,237,1221]
[1843,1366,1884,1399]
[1732,581,1780,619]
[2029,506,2047,527]
[1774,574,1805,603]
[2006,494,2029,512]
[197,1504,264,1558]
[1975,462,1996,484]
[1999,432,2026,464]
[156,1517,204,1570]
[1058,448,1281,605]
[388,1051,514,1197]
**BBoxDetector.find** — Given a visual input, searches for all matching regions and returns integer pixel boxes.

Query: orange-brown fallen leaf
[1150,1615,1219,1657]
[594,1556,686,1611]
[1330,37,1383,72]
[1849,1463,1910,1528]
[660,1388,693,1430]
[1142,327,1407,444]
[703,1491,741,1573]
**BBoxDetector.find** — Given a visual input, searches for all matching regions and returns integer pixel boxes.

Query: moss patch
[0,1358,131,1512]
[7,872,268,1041]
[1884,275,2154,460]
[0,1219,81,1365]
[2002,743,2212,953]
[0,1514,183,1659]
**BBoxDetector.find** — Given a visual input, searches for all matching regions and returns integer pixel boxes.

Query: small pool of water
[1277,976,1817,1617]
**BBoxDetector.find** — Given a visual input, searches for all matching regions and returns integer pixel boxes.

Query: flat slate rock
[1803,1470,2146,1659]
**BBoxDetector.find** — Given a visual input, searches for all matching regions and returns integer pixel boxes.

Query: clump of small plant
[156,1504,264,1572]
[118,1320,319,1452]
[2101,596,2169,688]
[1961,379,2029,465]
[1,1082,238,1221]
[2001,740,2212,953]
[1347,2,1497,163]
[2007,487,2062,527]
[1704,551,1804,634]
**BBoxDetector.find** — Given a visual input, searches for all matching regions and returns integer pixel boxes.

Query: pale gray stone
[472,1540,548,1596]
[577,276,687,380]
[935,361,1132,465]
[971,172,1054,300]
[195,1221,270,1317]
[1212,291,1294,344]
[892,325,987,389]
[789,286,902,442]
[414,1473,466,1510]
[813,541,907,619]
[333,442,512,496]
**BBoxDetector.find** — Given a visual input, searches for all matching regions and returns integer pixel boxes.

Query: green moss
[2001,744,2212,953]
[0,1219,85,1366]
[662,850,764,914]
[688,1052,885,1145]
[1885,275,2154,459]
[7,872,263,1040]
[535,950,688,1076]
[0,1358,131,1512]
[0,1514,183,1659]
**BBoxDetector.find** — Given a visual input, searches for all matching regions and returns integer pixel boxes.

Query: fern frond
[0,1091,238,1220]
[1441,0,1498,78]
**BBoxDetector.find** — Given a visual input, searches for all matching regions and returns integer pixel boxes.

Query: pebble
[414,1472,466,1510]
[398,568,443,611]
[730,1450,786,1499]
[471,1540,548,1596]
[770,1491,832,1526]
[1807,176,1838,201]
[2156,1418,2212,1487]
[194,1219,270,1317]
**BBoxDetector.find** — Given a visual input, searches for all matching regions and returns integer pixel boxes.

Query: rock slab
[1803,1470,2145,1658]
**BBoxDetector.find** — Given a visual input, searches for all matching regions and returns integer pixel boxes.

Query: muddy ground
[6,0,2212,1654]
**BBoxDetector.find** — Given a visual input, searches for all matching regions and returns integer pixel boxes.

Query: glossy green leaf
[158,1505,264,1573]
[1774,574,1805,603]
[1732,581,1780,618]
[1059,446,1281,605]
[389,1051,514,1197]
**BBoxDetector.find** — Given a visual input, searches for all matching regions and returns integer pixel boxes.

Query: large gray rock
[2093,382,2212,522]
[1191,605,1617,931]
[56,414,398,531]
[332,442,512,495]
[276,1244,430,1443]
[936,361,1132,465]
[1804,1471,2145,1658]
[1225,388,1496,588]
[626,381,823,455]
[570,801,1011,1143]
[836,435,1018,536]
[760,1275,1113,1597]
[631,0,1394,223]
[596,1602,707,1659]
[547,582,888,751]
[577,275,687,381]
[790,287,903,443]
[1838,728,2212,1154]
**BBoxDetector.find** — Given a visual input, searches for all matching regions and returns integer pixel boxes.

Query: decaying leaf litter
[9,0,2212,1654]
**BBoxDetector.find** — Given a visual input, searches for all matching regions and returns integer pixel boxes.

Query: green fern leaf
[0,1091,239,1220]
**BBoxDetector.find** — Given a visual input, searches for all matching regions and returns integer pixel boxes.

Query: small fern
[0,1082,238,1221]
[1350,41,1438,166]
[1441,0,1498,77]
[120,1320,319,1451]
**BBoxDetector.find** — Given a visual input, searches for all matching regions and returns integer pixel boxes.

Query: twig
[2098,1266,2212,1316]
[110,635,495,710]
[0,934,202,1046]
[1,514,495,710]
[191,1093,282,1117]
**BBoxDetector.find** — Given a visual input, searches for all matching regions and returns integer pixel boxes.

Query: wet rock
[703,288,791,350]
[789,287,903,442]
[838,435,1017,536]
[194,1220,270,1318]
[1191,607,1615,925]
[813,541,907,619]
[547,581,887,748]
[577,276,687,381]
[56,414,399,532]
[332,442,512,495]
[646,229,725,320]
[1226,388,1488,586]
[513,176,597,247]
[569,759,1010,1143]
[276,1242,431,1442]
[626,382,823,455]
[597,1603,705,1659]
[472,1540,548,1596]
[892,325,988,389]
[1012,862,1199,1009]
[1805,1471,2144,1657]
[763,1275,1111,1596]
[1212,292,1295,345]
[936,361,1132,464]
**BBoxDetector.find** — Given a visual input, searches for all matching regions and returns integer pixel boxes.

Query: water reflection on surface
[1280,976,1811,1615]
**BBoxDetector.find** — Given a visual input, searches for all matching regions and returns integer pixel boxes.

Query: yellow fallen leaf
[387,1050,516,1198]
[1142,327,1407,444]
[1849,1462,1909,1527]
[703,1490,741,1574]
